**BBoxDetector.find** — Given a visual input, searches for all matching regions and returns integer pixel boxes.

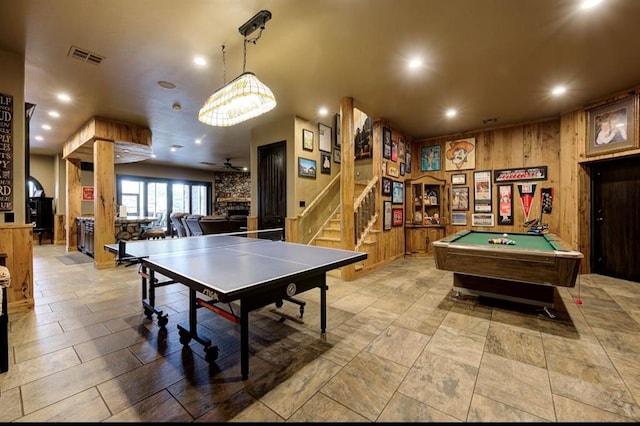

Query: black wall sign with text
[0,93,13,211]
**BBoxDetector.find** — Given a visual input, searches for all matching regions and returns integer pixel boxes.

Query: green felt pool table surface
[446,230,565,252]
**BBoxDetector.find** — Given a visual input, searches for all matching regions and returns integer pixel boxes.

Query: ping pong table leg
[320,277,327,334]
[241,304,249,380]
[142,269,167,327]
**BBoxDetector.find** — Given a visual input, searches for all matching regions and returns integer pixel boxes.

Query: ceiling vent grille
[200,161,217,166]
[67,45,105,65]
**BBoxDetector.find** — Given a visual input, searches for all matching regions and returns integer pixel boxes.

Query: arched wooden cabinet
[405,174,447,256]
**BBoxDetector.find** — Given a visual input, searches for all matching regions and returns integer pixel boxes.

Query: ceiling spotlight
[57,93,71,103]
[318,107,328,116]
[551,85,567,96]
[193,55,207,67]
[48,111,60,118]
[445,109,457,118]
[172,102,182,111]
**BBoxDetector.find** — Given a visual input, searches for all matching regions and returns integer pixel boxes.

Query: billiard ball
[502,233,508,237]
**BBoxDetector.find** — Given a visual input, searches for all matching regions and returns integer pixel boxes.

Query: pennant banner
[518,183,537,221]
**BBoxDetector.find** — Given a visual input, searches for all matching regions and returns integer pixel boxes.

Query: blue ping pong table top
[106,235,367,297]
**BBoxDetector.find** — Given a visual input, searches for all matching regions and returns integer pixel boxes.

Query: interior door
[591,155,640,282]
[257,141,286,237]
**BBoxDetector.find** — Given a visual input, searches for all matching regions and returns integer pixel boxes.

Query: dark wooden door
[257,141,286,237]
[591,155,640,282]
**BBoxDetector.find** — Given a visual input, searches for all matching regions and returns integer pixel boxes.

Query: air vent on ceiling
[200,161,217,166]
[67,45,105,65]
[482,117,498,125]
[170,144,184,149]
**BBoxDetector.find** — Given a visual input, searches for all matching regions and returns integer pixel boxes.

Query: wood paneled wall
[0,225,34,312]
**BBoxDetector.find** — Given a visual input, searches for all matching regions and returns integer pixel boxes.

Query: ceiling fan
[222,158,242,171]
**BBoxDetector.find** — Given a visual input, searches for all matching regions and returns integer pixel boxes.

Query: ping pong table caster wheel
[143,307,153,319]
[179,330,192,345]
[275,299,283,308]
[157,315,168,328]
[204,346,219,362]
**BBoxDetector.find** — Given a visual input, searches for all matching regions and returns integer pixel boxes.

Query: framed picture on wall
[381,177,392,196]
[321,153,331,174]
[451,187,469,211]
[451,173,466,185]
[406,151,412,173]
[392,208,403,226]
[302,129,314,151]
[421,145,441,171]
[586,95,638,156]
[319,123,332,153]
[383,201,392,231]
[333,148,341,163]
[334,113,341,147]
[444,137,476,171]
[392,180,404,204]
[298,157,316,178]
[473,170,492,212]
[497,183,514,225]
[382,127,392,159]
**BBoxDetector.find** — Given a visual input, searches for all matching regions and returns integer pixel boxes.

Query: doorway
[257,141,287,237]
[591,154,640,282]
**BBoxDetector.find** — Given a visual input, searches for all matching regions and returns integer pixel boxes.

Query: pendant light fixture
[198,10,276,127]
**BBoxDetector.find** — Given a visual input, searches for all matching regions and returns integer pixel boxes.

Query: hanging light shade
[198,72,276,127]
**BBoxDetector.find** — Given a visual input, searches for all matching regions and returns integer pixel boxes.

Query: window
[116,175,211,228]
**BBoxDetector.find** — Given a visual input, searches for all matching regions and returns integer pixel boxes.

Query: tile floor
[1,243,639,422]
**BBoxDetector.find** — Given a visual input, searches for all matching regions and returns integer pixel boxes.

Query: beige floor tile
[288,393,369,422]
[366,324,431,367]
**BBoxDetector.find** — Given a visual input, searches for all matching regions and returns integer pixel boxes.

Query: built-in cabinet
[405,175,447,256]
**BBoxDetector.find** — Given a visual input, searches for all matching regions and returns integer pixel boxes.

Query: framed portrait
[497,183,514,225]
[391,140,398,162]
[452,212,467,226]
[586,95,638,157]
[381,177,392,196]
[406,151,412,173]
[383,201,392,231]
[392,208,404,226]
[386,163,400,177]
[297,157,316,178]
[318,122,332,153]
[451,187,469,211]
[321,153,331,174]
[444,137,476,171]
[421,145,441,171]
[451,173,466,185]
[400,162,406,176]
[333,147,341,164]
[382,127,392,159]
[472,213,495,227]
[334,113,341,147]
[392,180,404,204]
[302,129,314,151]
[473,170,492,212]
[398,139,406,162]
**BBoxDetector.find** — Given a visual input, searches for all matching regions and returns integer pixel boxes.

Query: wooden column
[65,158,81,252]
[93,139,115,269]
[340,97,356,281]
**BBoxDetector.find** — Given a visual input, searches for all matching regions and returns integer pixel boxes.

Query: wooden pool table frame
[433,230,583,316]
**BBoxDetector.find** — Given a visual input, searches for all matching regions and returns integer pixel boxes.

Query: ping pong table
[105,233,367,379]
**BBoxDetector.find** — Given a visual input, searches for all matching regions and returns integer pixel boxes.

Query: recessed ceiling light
[170,147,177,152]
[158,80,176,89]
[551,85,567,96]
[151,153,157,158]
[48,111,60,118]
[172,102,182,111]
[41,124,52,130]
[318,107,328,116]
[195,139,202,144]
[408,58,423,69]
[193,55,207,66]
[445,109,457,118]
[580,0,604,10]
[57,93,71,102]
[34,135,43,141]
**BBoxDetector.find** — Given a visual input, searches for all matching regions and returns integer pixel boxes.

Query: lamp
[198,10,276,127]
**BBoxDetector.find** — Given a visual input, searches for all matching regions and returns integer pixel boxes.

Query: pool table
[432,230,583,312]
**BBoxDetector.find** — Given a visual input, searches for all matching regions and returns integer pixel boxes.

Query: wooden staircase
[313,181,380,276]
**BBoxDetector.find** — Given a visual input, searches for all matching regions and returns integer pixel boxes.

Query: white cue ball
[502,233,508,237]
